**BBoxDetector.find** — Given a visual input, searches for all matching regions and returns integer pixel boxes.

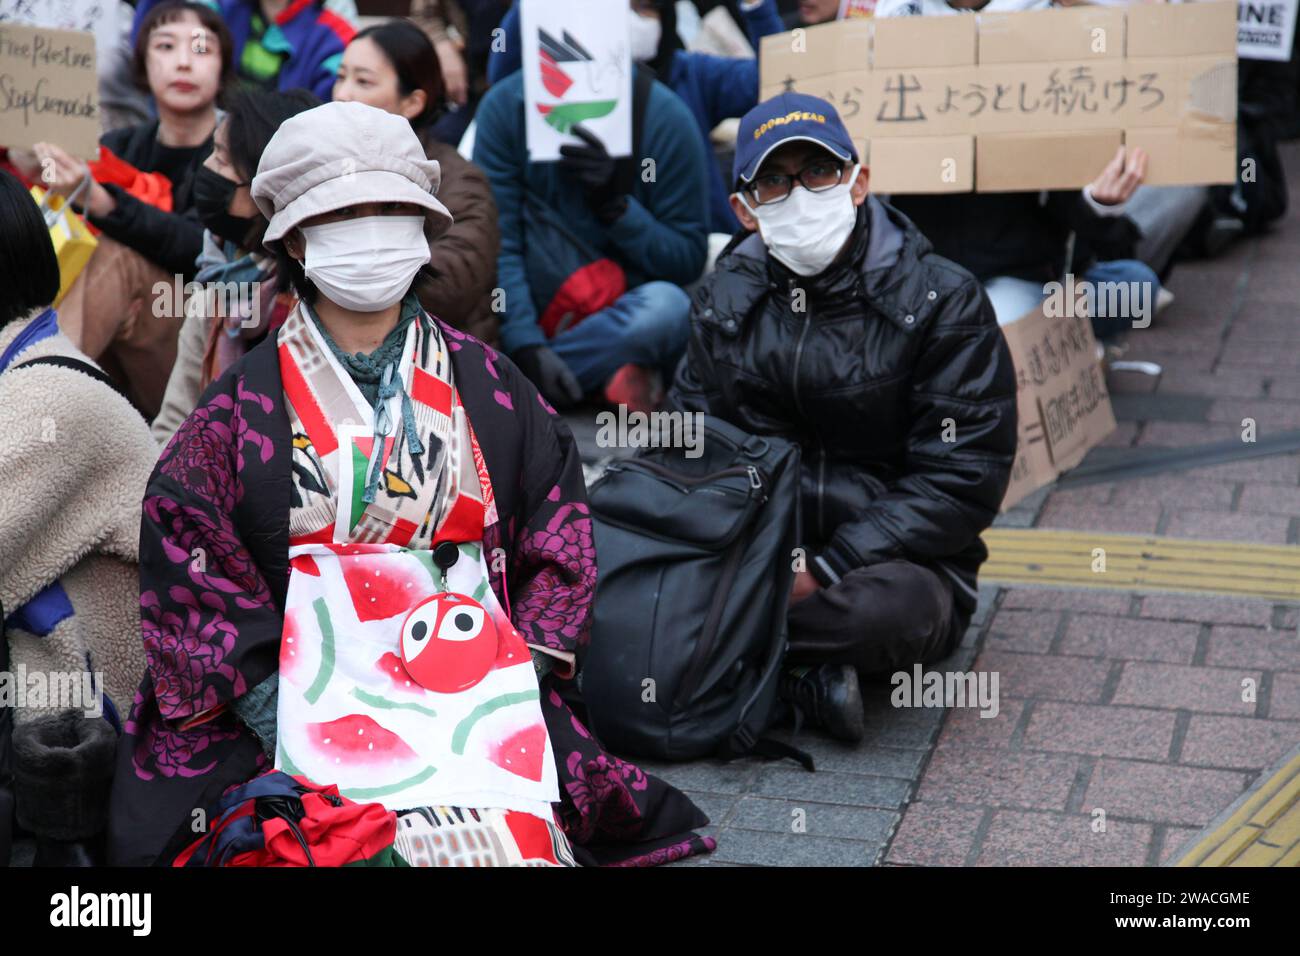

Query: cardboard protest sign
[0,22,98,159]
[520,0,632,162]
[760,2,1238,193]
[998,295,1116,511]
[0,0,118,56]
[1237,0,1297,61]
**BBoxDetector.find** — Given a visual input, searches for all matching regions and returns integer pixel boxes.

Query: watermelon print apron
[272,303,560,826]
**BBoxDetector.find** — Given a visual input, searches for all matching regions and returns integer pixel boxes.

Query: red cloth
[89,145,174,212]
[173,772,398,867]
[261,780,396,867]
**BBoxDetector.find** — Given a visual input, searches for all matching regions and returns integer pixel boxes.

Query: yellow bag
[29,179,99,306]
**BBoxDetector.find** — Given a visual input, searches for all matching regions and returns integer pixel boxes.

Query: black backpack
[581,416,811,768]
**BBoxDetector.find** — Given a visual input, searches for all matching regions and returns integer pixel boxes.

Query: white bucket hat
[251,100,454,245]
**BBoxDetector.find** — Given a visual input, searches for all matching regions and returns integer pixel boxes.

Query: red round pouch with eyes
[399,593,499,694]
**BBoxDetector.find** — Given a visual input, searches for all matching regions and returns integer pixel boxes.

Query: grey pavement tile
[682,790,740,829]
[766,730,929,776]
[635,757,763,795]
[727,796,899,844]
[708,827,877,867]
[751,766,912,809]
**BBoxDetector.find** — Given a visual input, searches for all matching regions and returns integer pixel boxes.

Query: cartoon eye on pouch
[400,593,499,693]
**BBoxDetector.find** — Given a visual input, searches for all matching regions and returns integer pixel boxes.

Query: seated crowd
[0,0,1295,868]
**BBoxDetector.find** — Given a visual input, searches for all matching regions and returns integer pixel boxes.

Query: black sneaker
[777,663,865,743]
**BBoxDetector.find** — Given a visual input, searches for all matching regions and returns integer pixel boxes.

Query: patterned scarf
[278,298,493,549]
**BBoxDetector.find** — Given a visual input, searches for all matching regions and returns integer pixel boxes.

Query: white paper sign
[520,0,632,162]
[1237,0,1297,60]
[0,0,118,58]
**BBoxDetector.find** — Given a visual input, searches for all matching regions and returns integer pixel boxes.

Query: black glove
[514,345,584,410]
[558,124,627,223]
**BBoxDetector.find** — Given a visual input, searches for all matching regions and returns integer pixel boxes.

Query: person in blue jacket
[132,0,356,101]
[472,59,709,414]
[488,0,783,234]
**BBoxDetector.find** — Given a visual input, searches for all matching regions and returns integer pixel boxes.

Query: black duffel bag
[581,416,810,767]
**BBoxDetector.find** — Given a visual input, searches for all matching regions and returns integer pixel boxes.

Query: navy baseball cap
[733,92,858,189]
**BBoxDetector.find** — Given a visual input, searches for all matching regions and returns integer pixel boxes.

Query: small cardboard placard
[998,293,1116,512]
[520,0,632,162]
[761,2,1239,193]
[0,21,98,159]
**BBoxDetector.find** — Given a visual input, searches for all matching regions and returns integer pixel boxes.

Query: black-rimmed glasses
[742,159,848,205]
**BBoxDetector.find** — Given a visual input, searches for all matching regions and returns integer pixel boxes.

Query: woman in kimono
[107,101,715,867]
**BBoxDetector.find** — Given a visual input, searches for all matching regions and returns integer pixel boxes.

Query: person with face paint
[10,1,231,420]
[108,101,716,868]
[151,88,321,445]
[669,93,1018,742]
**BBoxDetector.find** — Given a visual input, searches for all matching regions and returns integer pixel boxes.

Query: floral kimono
[107,306,716,867]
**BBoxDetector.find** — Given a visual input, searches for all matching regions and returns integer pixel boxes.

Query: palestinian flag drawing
[536,27,617,134]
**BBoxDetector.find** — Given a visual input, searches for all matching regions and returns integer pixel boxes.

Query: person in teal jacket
[472,67,709,413]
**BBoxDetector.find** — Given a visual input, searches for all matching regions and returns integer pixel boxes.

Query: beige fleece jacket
[0,309,158,725]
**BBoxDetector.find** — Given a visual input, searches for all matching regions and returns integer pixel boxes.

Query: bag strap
[524,195,606,263]
[613,63,655,197]
[12,355,131,406]
[723,728,815,772]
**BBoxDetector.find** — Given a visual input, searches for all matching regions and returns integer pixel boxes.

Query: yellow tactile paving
[980,529,1300,600]
[1170,749,1300,867]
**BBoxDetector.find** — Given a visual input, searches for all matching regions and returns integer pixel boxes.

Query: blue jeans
[549,281,692,392]
[983,260,1161,342]
[1083,259,1160,341]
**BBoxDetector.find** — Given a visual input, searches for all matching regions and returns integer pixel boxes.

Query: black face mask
[192,164,259,247]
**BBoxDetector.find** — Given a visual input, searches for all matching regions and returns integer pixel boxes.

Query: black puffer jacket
[669,197,1017,625]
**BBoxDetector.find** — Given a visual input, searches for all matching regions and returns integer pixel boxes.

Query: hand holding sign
[558,123,624,221]
[1088,144,1148,206]
[521,0,632,162]
[32,138,113,215]
[32,139,85,194]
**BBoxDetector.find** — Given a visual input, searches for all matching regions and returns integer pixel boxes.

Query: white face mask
[299,215,431,312]
[740,164,861,277]
[627,9,662,62]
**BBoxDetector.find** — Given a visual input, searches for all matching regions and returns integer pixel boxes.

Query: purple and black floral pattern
[139,585,247,722]
[144,496,273,609]
[124,685,242,781]
[511,501,597,654]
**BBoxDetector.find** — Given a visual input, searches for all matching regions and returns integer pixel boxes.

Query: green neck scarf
[306,293,423,406]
